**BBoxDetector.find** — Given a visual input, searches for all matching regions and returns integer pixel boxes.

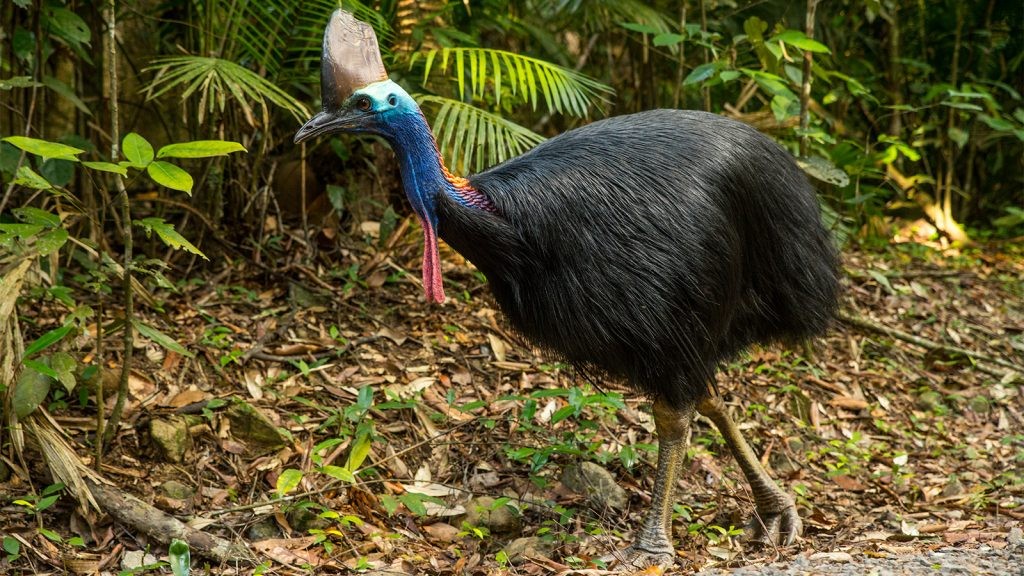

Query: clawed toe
[597,545,676,572]
[744,504,802,546]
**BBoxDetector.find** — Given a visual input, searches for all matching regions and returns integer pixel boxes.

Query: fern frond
[143,56,310,125]
[413,48,612,117]
[417,95,546,174]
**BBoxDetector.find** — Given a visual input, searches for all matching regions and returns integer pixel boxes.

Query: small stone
[915,389,943,412]
[503,536,555,564]
[247,517,281,541]
[225,400,289,455]
[150,416,191,463]
[1008,526,1023,547]
[560,461,628,511]
[809,551,854,563]
[121,550,158,571]
[422,522,460,543]
[159,480,194,500]
[462,496,521,535]
[287,506,330,533]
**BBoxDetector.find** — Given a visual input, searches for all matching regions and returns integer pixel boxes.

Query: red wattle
[421,222,445,303]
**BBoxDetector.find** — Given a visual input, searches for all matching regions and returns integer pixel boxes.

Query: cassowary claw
[745,500,803,547]
[597,544,676,573]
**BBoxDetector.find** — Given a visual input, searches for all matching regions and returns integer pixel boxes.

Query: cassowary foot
[597,543,676,572]
[744,501,803,547]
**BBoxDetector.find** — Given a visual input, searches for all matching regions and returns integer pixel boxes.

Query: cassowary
[295,10,839,570]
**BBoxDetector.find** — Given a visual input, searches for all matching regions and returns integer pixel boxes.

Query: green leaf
[399,492,427,516]
[2,136,83,161]
[947,126,969,148]
[157,140,247,159]
[14,367,52,418]
[276,468,303,497]
[146,161,193,193]
[132,319,195,358]
[23,359,59,380]
[12,166,53,190]
[14,206,60,228]
[683,63,719,86]
[122,132,154,166]
[653,33,686,47]
[37,228,69,255]
[941,101,983,112]
[24,324,73,358]
[0,76,42,90]
[135,217,206,259]
[169,539,191,576]
[38,527,61,543]
[771,30,831,53]
[81,161,128,176]
[797,156,851,187]
[345,431,373,472]
[379,494,399,516]
[320,465,356,483]
[3,535,20,556]
[44,7,91,47]
[50,351,77,394]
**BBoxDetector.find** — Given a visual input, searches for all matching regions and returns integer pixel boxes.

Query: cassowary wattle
[295,10,840,572]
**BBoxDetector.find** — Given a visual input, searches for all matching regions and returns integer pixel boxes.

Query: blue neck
[383,112,460,228]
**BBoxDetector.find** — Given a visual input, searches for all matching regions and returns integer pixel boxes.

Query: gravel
[694,542,1024,576]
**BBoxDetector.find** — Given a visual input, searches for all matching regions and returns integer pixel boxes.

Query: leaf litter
[2,228,1022,575]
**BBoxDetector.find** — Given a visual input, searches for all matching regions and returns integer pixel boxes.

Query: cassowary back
[438,109,839,405]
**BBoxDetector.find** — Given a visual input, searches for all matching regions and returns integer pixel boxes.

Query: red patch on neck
[421,221,445,303]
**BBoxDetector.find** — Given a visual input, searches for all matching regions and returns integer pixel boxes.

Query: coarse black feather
[437,109,839,407]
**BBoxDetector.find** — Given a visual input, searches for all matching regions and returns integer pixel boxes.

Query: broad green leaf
[37,228,69,255]
[24,324,73,357]
[135,217,206,259]
[14,206,60,228]
[399,493,427,516]
[0,223,44,247]
[23,359,58,379]
[320,465,356,483]
[44,7,91,46]
[276,468,303,497]
[14,367,51,418]
[3,536,19,556]
[122,132,154,166]
[132,319,195,358]
[147,161,193,193]
[771,30,831,54]
[345,432,373,472]
[157,140,247,159]
[653,33,686,47]
[798,156,851,187]
[2,136,83,161]
[38,527,61,543]
[379,494,399,516]
[50,351,77,394]
[12,166,53,190]
[947,126,969,148]
[683,63,718,86]
[82,161,127,176]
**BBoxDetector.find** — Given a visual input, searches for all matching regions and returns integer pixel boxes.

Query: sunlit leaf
[134,217,206,259]
[146,161,193,193]
[771,30,831,54]
[132,319,195,358]
[82,161,128,176]
[2,136,83,161]
[122,133,154,166]
[157,140,247,159]
[276,468,304,497]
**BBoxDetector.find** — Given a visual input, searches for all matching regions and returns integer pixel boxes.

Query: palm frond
[417,95,546,174]
[413,48,613,117]
[143,56,310,125]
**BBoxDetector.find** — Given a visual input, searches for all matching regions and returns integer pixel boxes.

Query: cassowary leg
[600,398,695,570]
[696,396,802,546]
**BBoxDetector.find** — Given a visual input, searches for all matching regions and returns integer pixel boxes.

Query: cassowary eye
[356,97,371,111]
[387,95,397,106]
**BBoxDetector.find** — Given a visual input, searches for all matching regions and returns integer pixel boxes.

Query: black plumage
[439,109,839,407]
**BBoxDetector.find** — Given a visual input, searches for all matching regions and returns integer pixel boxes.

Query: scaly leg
[697,396,802,546]
[600,398,695,571]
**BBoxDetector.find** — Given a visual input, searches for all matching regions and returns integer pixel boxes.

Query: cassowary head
[295,10,453,303]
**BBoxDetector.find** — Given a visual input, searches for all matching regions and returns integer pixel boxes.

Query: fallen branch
[86,479,251,564]
[838,311,1022,377]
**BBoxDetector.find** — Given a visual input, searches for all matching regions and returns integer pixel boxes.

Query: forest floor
[2,224,1023,576]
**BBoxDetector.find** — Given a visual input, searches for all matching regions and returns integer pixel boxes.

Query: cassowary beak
[294,109,371,143]
[294,9,388,144]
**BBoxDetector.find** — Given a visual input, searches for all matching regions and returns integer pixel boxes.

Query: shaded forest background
[1,0,1023,574]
